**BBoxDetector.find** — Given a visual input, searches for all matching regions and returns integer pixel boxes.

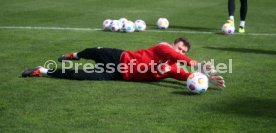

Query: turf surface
[0,0,276,132]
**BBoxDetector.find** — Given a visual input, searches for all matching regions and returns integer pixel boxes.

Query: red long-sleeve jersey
[120,43,192,81]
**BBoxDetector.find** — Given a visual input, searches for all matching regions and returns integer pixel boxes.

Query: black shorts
[48,47,124,80]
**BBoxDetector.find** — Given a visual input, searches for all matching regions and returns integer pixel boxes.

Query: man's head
[172,37,191,55]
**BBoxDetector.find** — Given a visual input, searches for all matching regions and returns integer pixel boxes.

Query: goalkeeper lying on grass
[22,37,225,89]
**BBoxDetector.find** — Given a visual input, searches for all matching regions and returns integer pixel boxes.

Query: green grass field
[1,0,276,132]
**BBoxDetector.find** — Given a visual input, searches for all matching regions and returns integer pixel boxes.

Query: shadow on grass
[169,25,218,32]
[44,75,218,96]
[206,97,276,118]
[128,80,192,96]
[204,46,276,55]
[141,80,221,96]
[138,79,185,90]
[171,91,201,96]
[147,24,218,32]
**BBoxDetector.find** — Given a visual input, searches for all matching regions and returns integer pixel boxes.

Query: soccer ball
[134,20,146,31]
[110,20,122,32]
[157,18,169,29]
[119,18,128,25]
[102,19,113,31]
[122,21,135,33]
[187,72,209,94]
[221,23,235,34]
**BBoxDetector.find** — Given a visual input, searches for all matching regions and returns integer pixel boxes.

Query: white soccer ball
[119,18,128,25]
[221,23,235,34]
[187,72,209,94]
[134,20,146,31]
[122,21,135,33]
[157,18,169,29]
[102,19,113,31]
[110,20,122,32]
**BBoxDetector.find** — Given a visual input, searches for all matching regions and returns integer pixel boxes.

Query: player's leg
[58,47,123,64]
[239,0,247,33]
[22,66,123,80]
[76,47,123,65]
[228,0,235,21]
[57,47,104,62]
[58,52,80,62]
[47,69,121,80]
[23,48,124,80]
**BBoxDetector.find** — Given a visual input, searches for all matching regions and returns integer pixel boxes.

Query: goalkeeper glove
[194,60,217,76]
[209,74,226,89]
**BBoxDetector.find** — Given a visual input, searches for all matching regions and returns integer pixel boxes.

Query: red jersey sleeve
[169,64,192,81]
[153,43,192,65]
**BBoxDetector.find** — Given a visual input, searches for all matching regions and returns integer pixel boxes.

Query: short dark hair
[174,37,191,52]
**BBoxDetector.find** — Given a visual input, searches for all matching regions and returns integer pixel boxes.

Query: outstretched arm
[195,61,226,89]
[170,61,226,89]
[168,64,192,81]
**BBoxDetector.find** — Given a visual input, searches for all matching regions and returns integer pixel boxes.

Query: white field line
[1,26,276,36]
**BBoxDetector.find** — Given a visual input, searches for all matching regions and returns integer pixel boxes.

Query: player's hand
[194,60,217,76]
[209,74,226,89]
